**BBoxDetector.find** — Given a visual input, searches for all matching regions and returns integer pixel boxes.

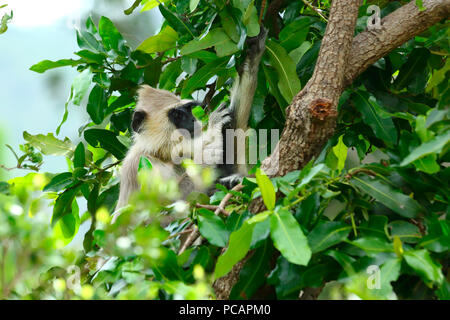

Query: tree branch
[213,0,361,299]
[344,0,450,86]
[212,0,450,300]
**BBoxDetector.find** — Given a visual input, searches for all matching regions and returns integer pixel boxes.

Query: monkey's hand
[200,104,232,165]
[208,103,232,131]
[246,27,268,62]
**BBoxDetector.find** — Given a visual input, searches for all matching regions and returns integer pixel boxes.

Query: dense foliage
[0,0,449,300]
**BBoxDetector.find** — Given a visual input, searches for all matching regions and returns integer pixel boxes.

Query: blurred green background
[0,0,161,180]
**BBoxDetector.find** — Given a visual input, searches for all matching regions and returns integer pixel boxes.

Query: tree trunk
[213,0,450,299]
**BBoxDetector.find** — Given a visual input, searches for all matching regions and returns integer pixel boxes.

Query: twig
[178,184,245,255]
[99,160,121,172]
[178,227,200,255]
[195,203,229,216]
[215,183,244,215]
[263,0,285,38]
[302,0,328,22]
[167,228,195,239]
[202,80,217,112]
[259,0,267,23]
[136,56,181,70]
[0,164,17,171]
[345,168,378,179]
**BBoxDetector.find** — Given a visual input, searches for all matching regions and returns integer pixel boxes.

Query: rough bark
[213,0,450,299]
[345,0,450,87]
[213,0,361,298]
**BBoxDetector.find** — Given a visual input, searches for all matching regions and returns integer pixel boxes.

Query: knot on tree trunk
[309,98,336,120]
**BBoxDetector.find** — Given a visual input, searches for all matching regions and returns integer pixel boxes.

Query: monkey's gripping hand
[246,26,268,62]
[201,103,232,166]
[208,103,233,129]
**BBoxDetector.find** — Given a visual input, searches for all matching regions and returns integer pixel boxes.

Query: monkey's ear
[137,85,180,110]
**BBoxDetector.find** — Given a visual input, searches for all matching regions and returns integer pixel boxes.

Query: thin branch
[214,183,244,216]
[202,80,217,112]
[259,0,267,23]
[196,203,229,216]
[178,183,245,255]
[302,0,328,22]
[178,227,200,255]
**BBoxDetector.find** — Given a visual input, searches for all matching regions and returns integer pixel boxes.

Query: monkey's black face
[131,110,146,133]
[168,101,202,137]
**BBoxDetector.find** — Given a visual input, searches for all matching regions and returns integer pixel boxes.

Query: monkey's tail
[229,28,268,175]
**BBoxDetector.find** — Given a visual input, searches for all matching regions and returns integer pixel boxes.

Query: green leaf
[262,64,288,109]
[29,59,82,73]
[56,68,92,135]
[85,16,97,34]
[426,59,450,92]
[250,217,271,249]
[289,41,312,65]
[158,4,195,38]
[359,215,388,239]
[51,187,79,226]
[389,221,422,244]
[73,142,85,168]
[0,182,10,195]
[53,198,80,244]
[349,237,393,253]
[189,0,200,12]
[76,30,103,52]
[197,209,229,247]
[255,168,276,211]
[84,129,127,160]
[215,221,255,279]
[400,131,450,166]
[137,26,178,54]
[98,16,126,55]
[413,154,440,174]
[415,0,426,11]
[230,239,273,299]
[86,85,107,124]
[307,221,351,253]
[138,156,153,171]
[219,8,240,43]
[379,258,402,297]
[72,69,93,106]
[270,208,311,266]
[265,40,301,104]
[353,91,398,147]
[181,56,198,76]
[332,135,348,172]
[279,17,312,52]
[352,176,422,218]
[404,249,444,285]
[57,68,93,135]
[242,0,260,37]
[75,50,107,65]
[43,172,74,192]
[394,48,430,93]
[182,56,230,96]
[291,163,324,194]
[23,132,72,156]
[326,250,356,275]
[141,0,170,12]
[180,28,237,57]
[186,50,219,63]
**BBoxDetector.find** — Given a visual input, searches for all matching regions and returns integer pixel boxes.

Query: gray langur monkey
[116,28,268,212]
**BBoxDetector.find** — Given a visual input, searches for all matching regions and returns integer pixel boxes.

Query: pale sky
[2,0,88,27]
